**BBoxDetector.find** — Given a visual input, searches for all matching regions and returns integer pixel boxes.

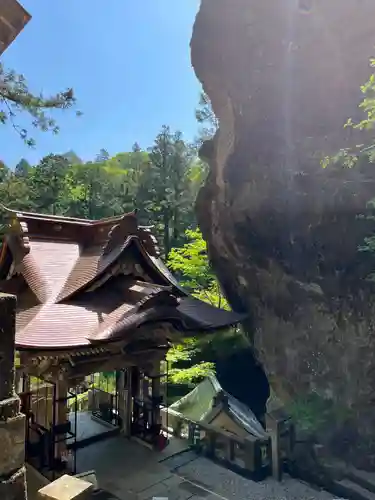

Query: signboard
[0,0,31,55]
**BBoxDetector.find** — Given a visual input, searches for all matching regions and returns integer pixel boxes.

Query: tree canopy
[0,126,205,258]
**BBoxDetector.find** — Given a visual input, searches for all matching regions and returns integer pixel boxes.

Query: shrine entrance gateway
[18,371,123,480]
[19,375,78,480]
[70,371,121,449]
[18,364,168,480]
[130,365,168,448]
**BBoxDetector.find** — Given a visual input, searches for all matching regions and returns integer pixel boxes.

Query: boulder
[191,0,375,469]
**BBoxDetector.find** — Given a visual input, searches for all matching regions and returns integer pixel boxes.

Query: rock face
[191,0,375,469]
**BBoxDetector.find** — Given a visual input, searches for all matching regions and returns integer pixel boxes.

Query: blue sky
[2,0,201,168]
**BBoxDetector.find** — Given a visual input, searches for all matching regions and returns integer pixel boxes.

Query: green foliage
[321,148,359,170]
[168,229,229,308]
[195,91,218,145]
[321,58,375,266]
[168,361,216,384]
[287,393,354,433]
[144,126,198,256]
[321,58,375,170]
[15,158,31,178]
[166,339,215,384]
[63,150,83,165]
[350,59,375,132]
[95,149,110,163]
[0,63,80,146]
[29,154,71,214]
[166,230,243,386]
[168,229,211,288]
[0,126,206,256]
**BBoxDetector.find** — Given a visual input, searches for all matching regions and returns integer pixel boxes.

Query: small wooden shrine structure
[0,208,243,477]
[165,375,267,440]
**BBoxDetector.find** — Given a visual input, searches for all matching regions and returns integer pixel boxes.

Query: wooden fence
[161,408,273,481]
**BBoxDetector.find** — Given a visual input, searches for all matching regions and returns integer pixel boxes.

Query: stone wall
[191,0,375,471]
[0,293,27,500]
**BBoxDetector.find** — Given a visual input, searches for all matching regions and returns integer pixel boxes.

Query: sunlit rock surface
[191,0,375,470]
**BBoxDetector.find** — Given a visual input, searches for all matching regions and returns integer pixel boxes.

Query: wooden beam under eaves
[0,0,31,55]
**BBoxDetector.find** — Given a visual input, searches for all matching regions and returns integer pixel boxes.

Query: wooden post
[118,369,132,437]
[243,435,256,472]
[173,416,182,438]
[266,413,282,481]
[131,367,140,433]
[206,430,216,458]
[54,378,69,463]
[227,438,235,463]
[150,362,161,433]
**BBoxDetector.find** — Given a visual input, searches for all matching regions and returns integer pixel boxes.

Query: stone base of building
[0,389,26,500]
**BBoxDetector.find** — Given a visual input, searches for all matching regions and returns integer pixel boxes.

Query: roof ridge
[0,206,138,226]
[55,235,153,303]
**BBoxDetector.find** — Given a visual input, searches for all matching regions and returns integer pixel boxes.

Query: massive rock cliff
[191,0,375,469]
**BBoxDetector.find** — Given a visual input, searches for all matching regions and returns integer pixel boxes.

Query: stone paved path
[169,454,342,500]
[119,447,345,500]
[38,436,346,500]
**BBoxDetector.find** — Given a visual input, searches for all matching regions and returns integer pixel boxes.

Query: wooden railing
[161,407,295,481]
[161,408,272,481]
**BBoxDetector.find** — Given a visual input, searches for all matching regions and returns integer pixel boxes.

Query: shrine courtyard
[27,434,192,500]
[28,434,338,500]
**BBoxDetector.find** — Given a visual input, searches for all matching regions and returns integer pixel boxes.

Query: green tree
[102,147,150,214]
[195,91,218,146]
[0,172,32,211]
[166,230,245,385]
[95,148,110,163]
[0,161,9,182]
[0,63,80,146]
[145,126,197,256]
[63,150,83,165]
[29,154,70,214]
[168,228,230,308]
[65,162,114,219]
[15,158,31,178]
[0,169,34,240]
[166,338,215,385]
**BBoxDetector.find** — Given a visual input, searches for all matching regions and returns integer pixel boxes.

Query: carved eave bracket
[103,211,160,258]
[138,227,161,257]
[103,211,138,256]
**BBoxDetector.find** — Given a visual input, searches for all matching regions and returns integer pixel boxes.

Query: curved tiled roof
[0,208,245,351]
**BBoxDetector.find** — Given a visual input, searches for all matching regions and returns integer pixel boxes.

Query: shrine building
[0,208,243,478]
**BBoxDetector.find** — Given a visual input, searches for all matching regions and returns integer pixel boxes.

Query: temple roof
[0,208,244,351]
[167,375,267,439]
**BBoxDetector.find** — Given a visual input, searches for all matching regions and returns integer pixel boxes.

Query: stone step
[162,449,198,471]
[333,478,375,500]
[346,469,375,495]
